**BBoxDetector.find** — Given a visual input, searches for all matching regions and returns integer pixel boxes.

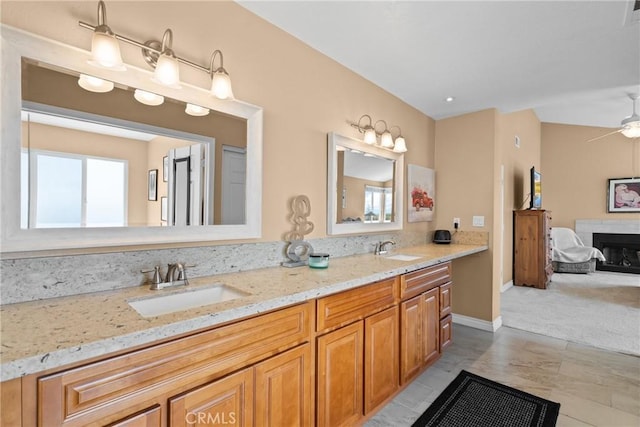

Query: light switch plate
[472,216,485,227]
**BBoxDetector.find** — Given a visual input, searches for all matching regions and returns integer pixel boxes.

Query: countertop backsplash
[1,231,435,305]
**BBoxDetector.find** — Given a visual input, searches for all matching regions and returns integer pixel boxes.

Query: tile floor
[365,324,640,427]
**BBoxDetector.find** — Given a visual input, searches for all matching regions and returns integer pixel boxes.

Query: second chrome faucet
[143,263,191,290]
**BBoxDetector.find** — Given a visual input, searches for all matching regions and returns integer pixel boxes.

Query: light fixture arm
[351,114,372,133]
[374,119,389,134]
[160,29,174,56]
[209,50,225,75]
[390,125,403,138]
[96,0,108,29]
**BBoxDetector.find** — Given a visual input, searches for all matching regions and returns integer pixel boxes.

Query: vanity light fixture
[79,1,234,99]
[151,29,181,88]
[88,1,125,70]
[377,120,394,148]
[134,89,164,106]
[77,73,114,93]
[209,50,234,100]
[390,126,407,153]
[350,114,409,152]
[185,103,210,116]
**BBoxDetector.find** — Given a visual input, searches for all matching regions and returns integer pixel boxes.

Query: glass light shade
[153,54,181,88]
[380,131,394,148]
[185,103,210,116]
[210,70,234,100]
[90,31,125,70]
[77,74,114,93]
[134,89,164,106]
[393,136,407,153]
[363,128,377,145]
[621,122,640,138]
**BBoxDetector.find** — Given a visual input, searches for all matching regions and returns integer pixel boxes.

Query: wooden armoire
[513,210,553,289]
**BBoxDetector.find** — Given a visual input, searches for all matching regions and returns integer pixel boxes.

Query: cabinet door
[440,314,453,351]
[439,282,452,318]
[422,287,440,367]
[255,344,312,427]
[400,295,422,384]
[169,367,253,427]
[317,321,364,427]
[107,405,161,427]
[364,306,399,414]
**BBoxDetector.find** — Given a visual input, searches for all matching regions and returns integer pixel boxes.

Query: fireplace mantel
[575,219,640,246]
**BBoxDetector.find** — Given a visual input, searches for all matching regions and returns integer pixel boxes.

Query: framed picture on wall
[148,169,158,201]
[407,164,435,222]
[607,177,640,212]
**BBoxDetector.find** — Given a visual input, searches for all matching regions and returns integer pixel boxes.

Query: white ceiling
[238,0,640,130]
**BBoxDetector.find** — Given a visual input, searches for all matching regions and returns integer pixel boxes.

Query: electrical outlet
[453,217,460,229]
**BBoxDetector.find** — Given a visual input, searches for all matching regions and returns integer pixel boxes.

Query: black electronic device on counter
[434,229,452,244]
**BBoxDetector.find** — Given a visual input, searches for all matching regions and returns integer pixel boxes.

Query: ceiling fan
[588,94,640,142]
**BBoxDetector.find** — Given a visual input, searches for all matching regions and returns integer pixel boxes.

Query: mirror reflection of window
[21,150,126,228]
[364,186,393,224]
[339,147,395,224]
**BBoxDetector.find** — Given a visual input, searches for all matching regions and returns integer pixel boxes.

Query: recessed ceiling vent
[625,0,640,25]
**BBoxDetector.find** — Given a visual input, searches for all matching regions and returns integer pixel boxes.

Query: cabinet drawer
[400,262,451,300]
[38,302,311,426]
[317,277,398,332]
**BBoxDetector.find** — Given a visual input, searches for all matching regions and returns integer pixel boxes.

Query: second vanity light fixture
[350,115,408,153]
[77,1,234,114]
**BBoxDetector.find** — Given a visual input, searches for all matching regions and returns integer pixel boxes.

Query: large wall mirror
[1,26,263,253]
[327,132,404,235]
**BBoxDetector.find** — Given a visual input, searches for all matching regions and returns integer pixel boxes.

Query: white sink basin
[385,254,422,261]
[128,283,249,318]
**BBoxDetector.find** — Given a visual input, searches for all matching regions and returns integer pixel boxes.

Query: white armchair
[551,227,605,273]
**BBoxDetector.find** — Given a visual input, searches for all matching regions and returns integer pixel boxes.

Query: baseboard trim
[453,313,502,332]
[501,280,513,293]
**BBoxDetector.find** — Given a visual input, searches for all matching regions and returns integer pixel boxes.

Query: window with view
[364,185,393,223]
[21,150,127,228]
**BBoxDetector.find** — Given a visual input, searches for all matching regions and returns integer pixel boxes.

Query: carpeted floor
[501,271,640,356]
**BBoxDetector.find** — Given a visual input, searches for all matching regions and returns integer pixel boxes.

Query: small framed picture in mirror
[148,169,158,201]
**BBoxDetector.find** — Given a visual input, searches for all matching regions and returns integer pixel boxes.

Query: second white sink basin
[385,254,422,261]
[128,283,250,318]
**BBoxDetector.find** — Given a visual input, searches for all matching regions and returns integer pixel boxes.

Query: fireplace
[593,233,640,274]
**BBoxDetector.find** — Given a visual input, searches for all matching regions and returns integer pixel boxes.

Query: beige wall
[2,1,436,242]
[435,109,497,322]
[542,123,640,227]
[497,109,541,285]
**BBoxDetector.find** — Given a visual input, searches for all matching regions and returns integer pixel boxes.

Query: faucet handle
[141,265,163,285]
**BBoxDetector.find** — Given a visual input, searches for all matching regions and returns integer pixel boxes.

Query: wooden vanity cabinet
[316,277,399,427]
[399,262,453,384]
[36,302,312,427]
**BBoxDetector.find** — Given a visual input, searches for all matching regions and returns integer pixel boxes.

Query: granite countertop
[0,243,487,381]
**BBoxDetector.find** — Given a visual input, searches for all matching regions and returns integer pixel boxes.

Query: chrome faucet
[142,263,191,290]
[374,240,396,255]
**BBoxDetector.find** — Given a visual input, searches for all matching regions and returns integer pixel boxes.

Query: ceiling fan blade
[586,128,622,142]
